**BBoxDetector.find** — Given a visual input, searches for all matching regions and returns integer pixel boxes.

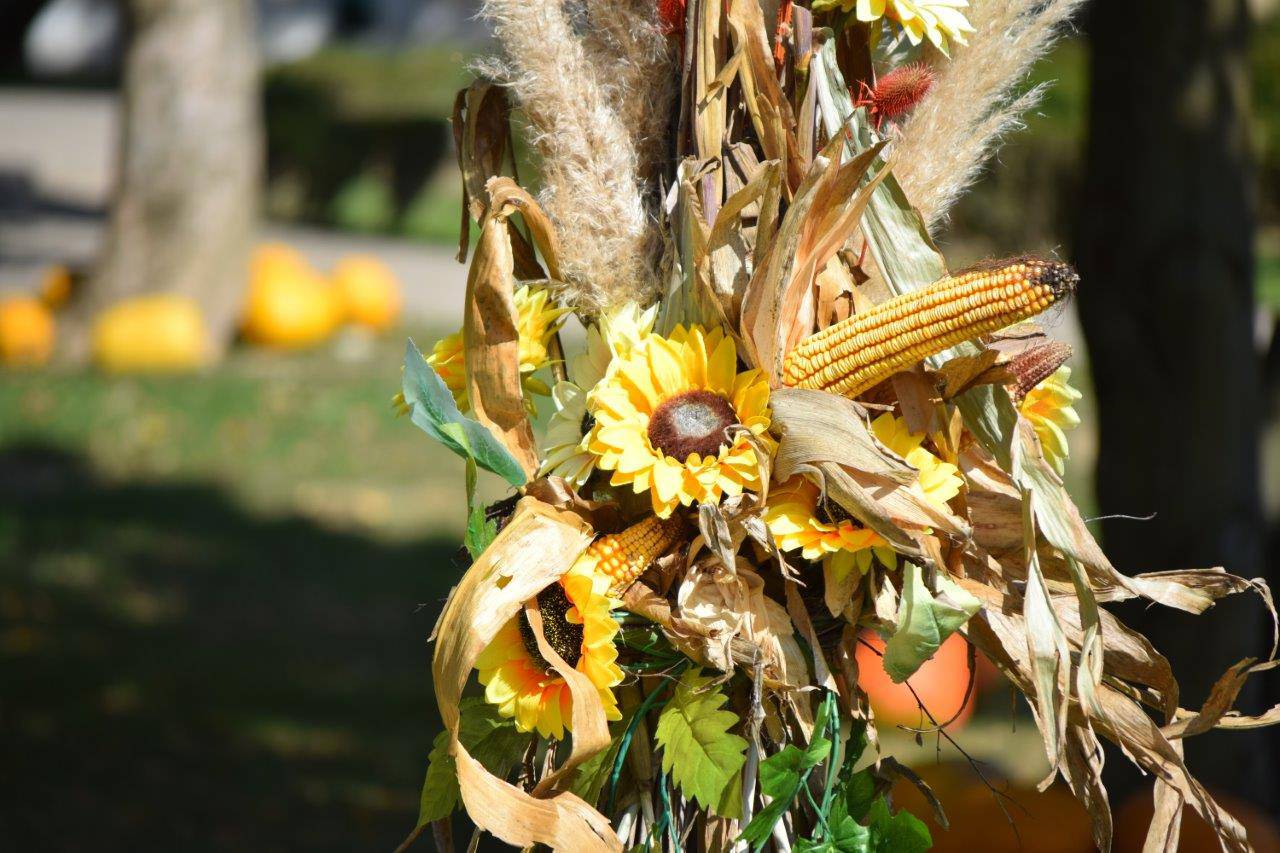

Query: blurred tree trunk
[1075,0,1274,810]
[68,0,260,359]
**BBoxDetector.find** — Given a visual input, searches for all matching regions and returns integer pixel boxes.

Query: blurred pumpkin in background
[242,244,340,348]
[0,294,56,366]
[250,242,310,283]
[1114,789,1280,852]
[331,255,401,332]
[91,294,209,373]
[857,631,976,729]
[893,763,1094,853]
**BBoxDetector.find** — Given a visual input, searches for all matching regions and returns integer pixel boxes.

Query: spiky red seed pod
[658,0,687,37]
[858,62,935,128]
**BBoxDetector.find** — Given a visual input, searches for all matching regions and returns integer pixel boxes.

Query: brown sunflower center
[518,583,583,673]
[647,390,738,461]
[814,496,855,527]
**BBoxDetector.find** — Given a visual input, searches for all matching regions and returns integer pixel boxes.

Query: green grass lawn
[0,330,513,849]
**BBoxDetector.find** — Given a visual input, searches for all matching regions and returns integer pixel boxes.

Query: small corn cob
[782,258,1078,398]
[588,515,685,596]
[1004,340,1073,404]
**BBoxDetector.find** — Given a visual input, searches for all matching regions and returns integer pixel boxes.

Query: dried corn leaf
[738,151,829,378]
[676,558,808,691]
[771,389,913,482]
[431,498,618,851]
[815,255,856,329]
[1019,495,1071,768]
[706,159,781,327]
[463,196,540,477]
[963,582,1255,853]
[486,177,564,282]
[1161,659,1279,740]
[1059,723,1112,852]
[725,0,803,191]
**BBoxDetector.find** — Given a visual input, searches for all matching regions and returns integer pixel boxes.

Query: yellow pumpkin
[331,254,401,332]
[251,243,311,283]
[0,294,56,366]
[91,294,209,373]
[242,246,340,348]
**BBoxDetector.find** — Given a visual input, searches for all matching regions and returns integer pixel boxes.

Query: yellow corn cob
[782,258,1078,398]
[588,515,685,595]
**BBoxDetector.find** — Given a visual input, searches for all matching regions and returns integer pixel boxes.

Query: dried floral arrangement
[395,1,1280,850]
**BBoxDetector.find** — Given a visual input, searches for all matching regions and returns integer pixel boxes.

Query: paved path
[0,87,468,323]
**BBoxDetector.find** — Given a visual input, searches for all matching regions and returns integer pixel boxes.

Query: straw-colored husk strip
[893,0,1087,233]
[430,498,617,850]
[478,0,674,313]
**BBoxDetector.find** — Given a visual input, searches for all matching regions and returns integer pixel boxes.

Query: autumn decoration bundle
[396,1,1280,850]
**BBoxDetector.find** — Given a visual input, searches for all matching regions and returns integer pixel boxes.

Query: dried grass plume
[478,0,676,313]
[893,0,1088,234]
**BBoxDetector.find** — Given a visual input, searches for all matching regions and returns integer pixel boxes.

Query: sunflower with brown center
[475,559,623,740]
[585,325,773,518]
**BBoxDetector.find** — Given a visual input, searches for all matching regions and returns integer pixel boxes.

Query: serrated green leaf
[882,561,980,683]
[867,796,932,853]
[414,698,533,827]
[401,339,526,487]
[464,503,497,560]
[654,669,748,813]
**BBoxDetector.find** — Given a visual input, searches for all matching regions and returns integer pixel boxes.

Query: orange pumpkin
[893,765,1094,853]
[91,294,209,373]
[856,631,975,729]
[0,294,56,366]
[242,245,340,348]
[331,254,401,332]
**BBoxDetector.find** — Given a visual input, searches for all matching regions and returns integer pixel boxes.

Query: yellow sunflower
[764,476,895,580]
[426,285,567,412]
[870,412,963,510]
[586,325,773,518]
[540,302,658,486]
[1019,365,1082,476]
[831,0,973,54]
[475,557,623,739]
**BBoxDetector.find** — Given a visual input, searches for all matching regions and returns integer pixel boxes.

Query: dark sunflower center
[518,584,583,673]
[814,496,854,527]
[647,390,738,462]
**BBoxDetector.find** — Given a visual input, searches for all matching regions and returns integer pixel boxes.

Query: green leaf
[464,503,497,560]
[882,561,981,683]
[740,728,836,850]
[739,795,792,851]
[401,339,527,488]
[653,669,748,814]
[713,768,744,820]
[418,728,460,825]
[415,698,533,827]
[570,736,622,806]
[796,816,872,853]
[867,797,932,853]
[839,768,877,823]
